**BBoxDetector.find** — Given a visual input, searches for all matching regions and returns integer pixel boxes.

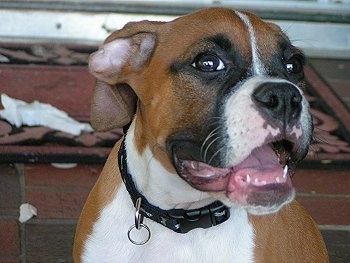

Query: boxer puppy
[74,8,328,262]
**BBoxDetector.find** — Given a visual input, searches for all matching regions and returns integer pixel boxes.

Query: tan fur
[73,140,123,263]
[250,200,329,262]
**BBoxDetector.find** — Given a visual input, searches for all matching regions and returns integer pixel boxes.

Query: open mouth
[173,139,296,214]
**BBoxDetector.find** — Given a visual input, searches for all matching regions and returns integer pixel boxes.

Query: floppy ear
[88,21,159,131]
[90,82,137,131]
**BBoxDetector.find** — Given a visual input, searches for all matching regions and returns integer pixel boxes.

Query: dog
[73,8,328,262]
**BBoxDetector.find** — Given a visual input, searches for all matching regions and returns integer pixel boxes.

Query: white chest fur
[83,187,255,263]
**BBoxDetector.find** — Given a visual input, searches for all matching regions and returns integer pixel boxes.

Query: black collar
[118,137,230,233]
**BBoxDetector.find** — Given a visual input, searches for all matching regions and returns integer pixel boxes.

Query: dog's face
[89,8,312,215]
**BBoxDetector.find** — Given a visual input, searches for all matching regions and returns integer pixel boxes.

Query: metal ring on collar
[127,223,151,245]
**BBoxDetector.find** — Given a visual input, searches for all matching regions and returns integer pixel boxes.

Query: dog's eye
[192,54,225,72]
[285,56,304,74]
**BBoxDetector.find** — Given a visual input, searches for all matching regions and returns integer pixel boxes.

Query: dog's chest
[82,187,255,263]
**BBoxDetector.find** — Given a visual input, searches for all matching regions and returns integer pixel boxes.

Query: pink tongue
[235,145,279,170]
[231,145,284,186]
[178,144,286,192]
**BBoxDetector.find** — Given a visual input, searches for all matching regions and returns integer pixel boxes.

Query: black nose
[253,82,302,125]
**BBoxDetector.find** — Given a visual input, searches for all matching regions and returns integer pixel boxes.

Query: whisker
[203,135,222,163]
[200,126,222,160]
[208,143,225,166]
[208,116,226,121]
[200,116,226,163]
[201,126,221,149]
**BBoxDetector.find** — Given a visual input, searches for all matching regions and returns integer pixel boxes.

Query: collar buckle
[168,201,230,233]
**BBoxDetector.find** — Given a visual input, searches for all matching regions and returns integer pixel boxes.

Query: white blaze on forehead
[235,11,266,76]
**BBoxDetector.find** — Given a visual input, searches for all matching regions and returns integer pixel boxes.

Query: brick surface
[294,169,350,195]
[26,187,91,219]
[24,164,101,219]
[321,229,350,263]
[25,164,102,187]
[0,220,20,258]
[0,164,21,218]
[26,223,75,263]
[296,196,350,226]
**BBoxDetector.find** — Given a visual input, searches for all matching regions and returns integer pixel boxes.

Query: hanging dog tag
[127,197,151,245]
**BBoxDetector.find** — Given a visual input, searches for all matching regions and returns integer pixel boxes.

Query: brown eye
[192,54,225,72]
[285,57,303,74]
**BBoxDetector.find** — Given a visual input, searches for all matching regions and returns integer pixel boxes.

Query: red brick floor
[0,163,102,262]
[294,169,350,226]
[25,164,102,220]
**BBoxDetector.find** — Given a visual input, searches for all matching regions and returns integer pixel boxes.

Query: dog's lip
[173,143,293,195]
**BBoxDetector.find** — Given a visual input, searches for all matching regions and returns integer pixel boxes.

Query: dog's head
[89,8,312,215]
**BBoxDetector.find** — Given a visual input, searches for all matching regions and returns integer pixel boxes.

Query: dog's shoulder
[73,139,123,262]
[250,200,329,262]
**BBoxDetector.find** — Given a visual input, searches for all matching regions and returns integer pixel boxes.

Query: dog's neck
[122,121,234,233]
[124,121,216,211]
